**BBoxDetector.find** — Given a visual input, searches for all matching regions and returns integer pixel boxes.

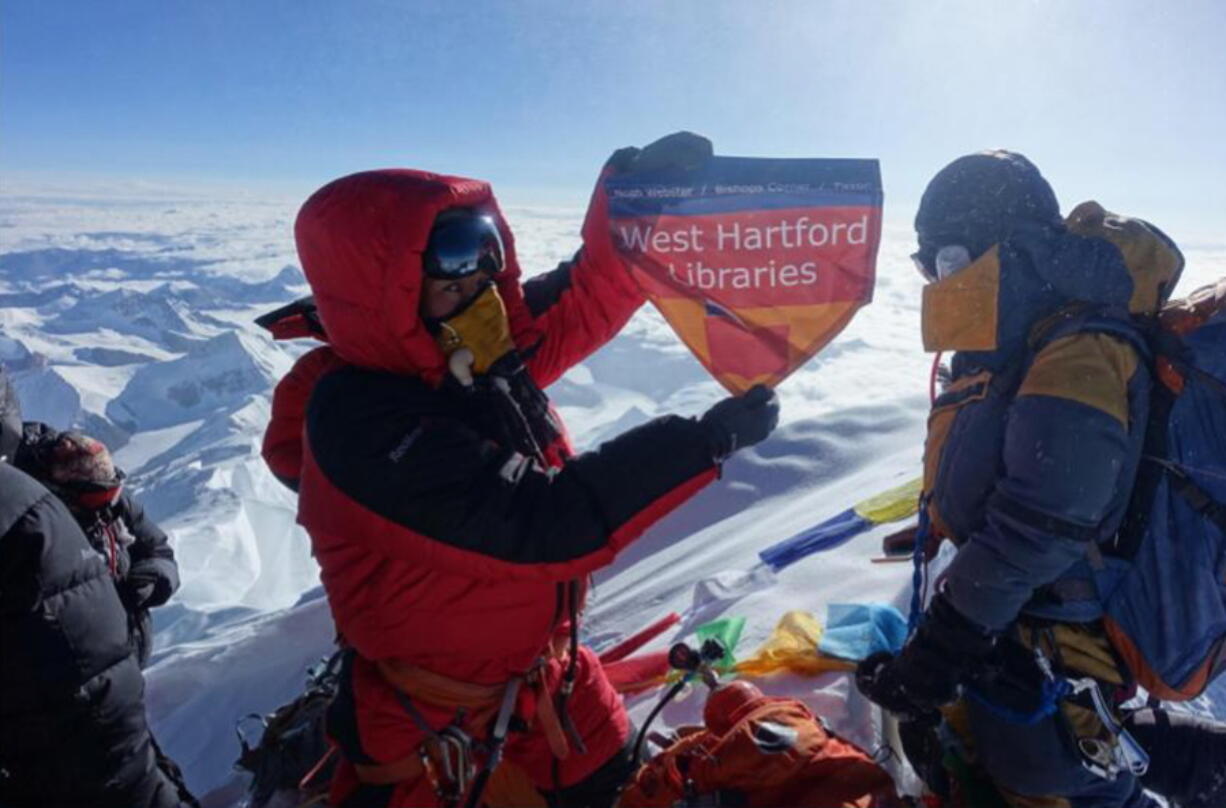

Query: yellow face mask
[434,283,516,381]
[920,247,1001,353]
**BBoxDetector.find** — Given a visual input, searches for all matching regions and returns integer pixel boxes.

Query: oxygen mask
[433,282,516,385]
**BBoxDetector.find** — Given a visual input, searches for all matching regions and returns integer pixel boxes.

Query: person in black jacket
[0,369,194,807]
[16,423,179,667]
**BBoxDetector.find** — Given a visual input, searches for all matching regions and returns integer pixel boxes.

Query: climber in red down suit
[262,133,781,807]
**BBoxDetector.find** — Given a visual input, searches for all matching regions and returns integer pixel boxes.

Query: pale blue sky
[3,0,1224,236]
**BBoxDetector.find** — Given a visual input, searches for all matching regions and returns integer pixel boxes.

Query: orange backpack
[619,685,895,808]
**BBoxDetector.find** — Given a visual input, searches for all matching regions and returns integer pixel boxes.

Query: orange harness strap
[530,669,571,761]
[353,749,428,786]
[353,658,572,789]
[375,659,505,712]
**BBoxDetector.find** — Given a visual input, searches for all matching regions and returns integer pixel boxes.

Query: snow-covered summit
[107,330,291,432]
[46,286,198,343]
[1,187,1223,805]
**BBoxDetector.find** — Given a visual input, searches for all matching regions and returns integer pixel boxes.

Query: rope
[907,496,932,637]
[913,350,942,636]
[963,676,1072,726]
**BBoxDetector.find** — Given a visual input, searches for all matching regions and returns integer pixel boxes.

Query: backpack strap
[1174,466,1226,533]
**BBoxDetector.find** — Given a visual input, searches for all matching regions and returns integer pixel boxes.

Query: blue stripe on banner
[606,156,883,218]
[758,508,873,571]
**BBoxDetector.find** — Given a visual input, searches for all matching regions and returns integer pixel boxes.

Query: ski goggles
[423,214,506,280]
[912,243,973,283]
[57,469,125,511]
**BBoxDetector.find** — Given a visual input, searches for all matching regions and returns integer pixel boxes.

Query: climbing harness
[963,642,1149,782]
[1065,676,1149,781]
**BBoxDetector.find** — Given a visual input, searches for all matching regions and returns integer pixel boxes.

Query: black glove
[606,131,713,176]
[855,593,996,722]
[698,385,780,461]
[119,568,167,611]
[119,578,157,611]
[1125,707,1226,808]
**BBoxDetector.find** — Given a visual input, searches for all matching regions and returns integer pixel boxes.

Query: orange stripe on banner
[652,298,864,392]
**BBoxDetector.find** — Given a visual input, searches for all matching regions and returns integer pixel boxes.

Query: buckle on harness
[427,676,525,808]
[425,726,473,804]
[1030,643,1149,782]
[973,643,1150,783]
[1065,676,1150,781]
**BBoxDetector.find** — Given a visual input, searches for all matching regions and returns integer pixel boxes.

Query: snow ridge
[2,190,1223,805]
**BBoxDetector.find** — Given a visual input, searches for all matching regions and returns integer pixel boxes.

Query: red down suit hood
[294,169,542,381]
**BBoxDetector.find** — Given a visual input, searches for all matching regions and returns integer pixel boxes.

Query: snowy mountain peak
[106,330,291,432]
[45,286,197,345]
[9,365,82,428]
[0,335,36,367]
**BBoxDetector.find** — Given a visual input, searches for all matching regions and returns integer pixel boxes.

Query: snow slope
[1,185,1223,806]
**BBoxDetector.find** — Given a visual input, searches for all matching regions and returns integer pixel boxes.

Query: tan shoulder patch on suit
[1019,333,1138,427]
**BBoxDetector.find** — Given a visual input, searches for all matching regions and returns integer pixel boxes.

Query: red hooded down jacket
[275,168,721,791]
